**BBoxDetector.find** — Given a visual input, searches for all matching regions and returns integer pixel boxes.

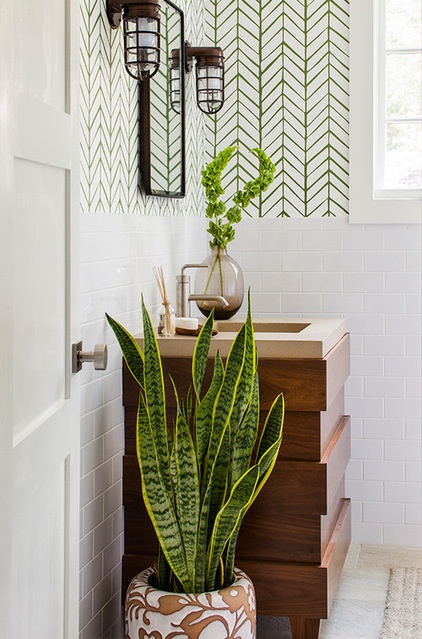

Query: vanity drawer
[123,386,346,463]
[238,416,350,517]
[236,476,346,565]
[237,497,351,618]
[122,333,350,415]
[257,334,350,412]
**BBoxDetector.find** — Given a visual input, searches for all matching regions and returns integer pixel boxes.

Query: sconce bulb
[123,15,160,80]
[196,65,224,114]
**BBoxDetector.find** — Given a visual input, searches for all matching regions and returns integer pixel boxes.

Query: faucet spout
[188,294,229,309]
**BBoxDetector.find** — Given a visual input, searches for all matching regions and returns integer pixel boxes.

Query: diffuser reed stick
[152,266,175,337]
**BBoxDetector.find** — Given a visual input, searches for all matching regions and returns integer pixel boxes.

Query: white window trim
[349,0,422,224]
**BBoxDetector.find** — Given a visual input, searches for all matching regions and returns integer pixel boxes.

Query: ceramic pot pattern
[125,567,256,639]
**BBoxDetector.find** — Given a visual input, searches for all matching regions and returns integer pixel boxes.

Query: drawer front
[122,334,350,414]
[237,498,351,618]
[237,416,350,518]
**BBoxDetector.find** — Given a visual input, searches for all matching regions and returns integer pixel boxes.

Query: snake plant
[106,293,284,594]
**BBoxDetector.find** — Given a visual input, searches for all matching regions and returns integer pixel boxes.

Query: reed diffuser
[152,266,176,337]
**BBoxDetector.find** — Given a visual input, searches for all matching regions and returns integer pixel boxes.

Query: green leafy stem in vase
[200,146,276,297]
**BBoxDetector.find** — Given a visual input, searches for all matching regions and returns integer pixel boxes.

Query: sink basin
[141,316,348,359]
[215,321,310,334]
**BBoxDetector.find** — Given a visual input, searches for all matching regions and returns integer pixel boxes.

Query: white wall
[79,214,208,638]
[229,216,421,547]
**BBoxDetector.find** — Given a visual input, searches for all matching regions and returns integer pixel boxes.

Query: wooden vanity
[121,319,350,639]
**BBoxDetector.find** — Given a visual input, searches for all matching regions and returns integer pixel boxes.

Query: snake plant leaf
[254,393,285,497]
[228,293,256,438]
[207,408,283,591]
[230,372,260,488]
[105,313,144,387]
[192,309,214,400]
[206,394,284,590]
[157,546,171,592]
[195,352,224,476]
[256,392,285,466]
[206,426,231,535]
[221,515,242,588]
[173,402,200,588]
[223,398,283,587]
[194,424,230,593]
[205,464,260,590]
[141,297,172,497]
[195,323,247,590]
[136,391,191,591]
[206,324,246,478]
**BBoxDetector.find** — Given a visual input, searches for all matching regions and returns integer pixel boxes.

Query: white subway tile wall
[228,216,421,549]
[79,213,208,638]
[80,212,420,637]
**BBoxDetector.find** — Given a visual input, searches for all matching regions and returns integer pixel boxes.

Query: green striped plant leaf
[205,465,260,590]
[192,309,215,400]
[105,313,144,387]
[173,401,200,588]
[222,393,284,585]
[195,352,224,476]
[230,372,260,488]
[141,298,172,497]
[136,391,190,591]
[206,393,284,589]
[228,295,256,440]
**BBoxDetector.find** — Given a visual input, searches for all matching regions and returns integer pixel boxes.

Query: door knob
[72,341,108,373]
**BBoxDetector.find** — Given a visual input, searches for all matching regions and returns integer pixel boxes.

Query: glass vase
[194,247,244,319]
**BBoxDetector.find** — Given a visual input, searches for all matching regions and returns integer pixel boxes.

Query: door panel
[12,461,66,637]
[12,159,67,441]
[14,0,66,110]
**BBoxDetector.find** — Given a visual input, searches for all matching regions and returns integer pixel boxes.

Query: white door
[0,0,80,637]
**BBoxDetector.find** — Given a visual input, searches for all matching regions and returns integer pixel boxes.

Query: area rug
[379,567,422,639]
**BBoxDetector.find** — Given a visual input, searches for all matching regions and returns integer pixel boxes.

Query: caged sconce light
[106,0,161,81]
[170,44,224,114]
[107,0,225,114]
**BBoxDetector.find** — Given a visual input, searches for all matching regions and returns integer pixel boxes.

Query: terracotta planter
[125,567,256,639]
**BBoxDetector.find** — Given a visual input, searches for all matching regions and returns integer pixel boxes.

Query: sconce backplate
[106,0,122,29]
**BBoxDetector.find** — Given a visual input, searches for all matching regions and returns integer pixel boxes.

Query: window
[350,0,422,223]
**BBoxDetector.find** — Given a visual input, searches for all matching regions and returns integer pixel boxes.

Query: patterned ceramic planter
[125,566,256,639]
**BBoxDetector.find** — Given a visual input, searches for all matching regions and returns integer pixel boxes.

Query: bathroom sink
[143,316,348,359]
[215,320,310,334]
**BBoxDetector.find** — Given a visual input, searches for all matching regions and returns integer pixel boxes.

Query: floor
[257,543,422,639]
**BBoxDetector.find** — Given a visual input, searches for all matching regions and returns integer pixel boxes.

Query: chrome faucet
[176,263,229,317]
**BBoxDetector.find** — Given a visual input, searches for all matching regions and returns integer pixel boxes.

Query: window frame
[349,0,422,224]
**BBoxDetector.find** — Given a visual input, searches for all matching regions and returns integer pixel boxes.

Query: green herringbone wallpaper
[205,0,349,218]
[80,0,349,218]
[80,0,207,215]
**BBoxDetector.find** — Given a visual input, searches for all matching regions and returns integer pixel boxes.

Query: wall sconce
[170,44,224,114]
[106,0,161,80]
[107,0,225,197]
[186,45,225,114]
[107,0,225,113]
